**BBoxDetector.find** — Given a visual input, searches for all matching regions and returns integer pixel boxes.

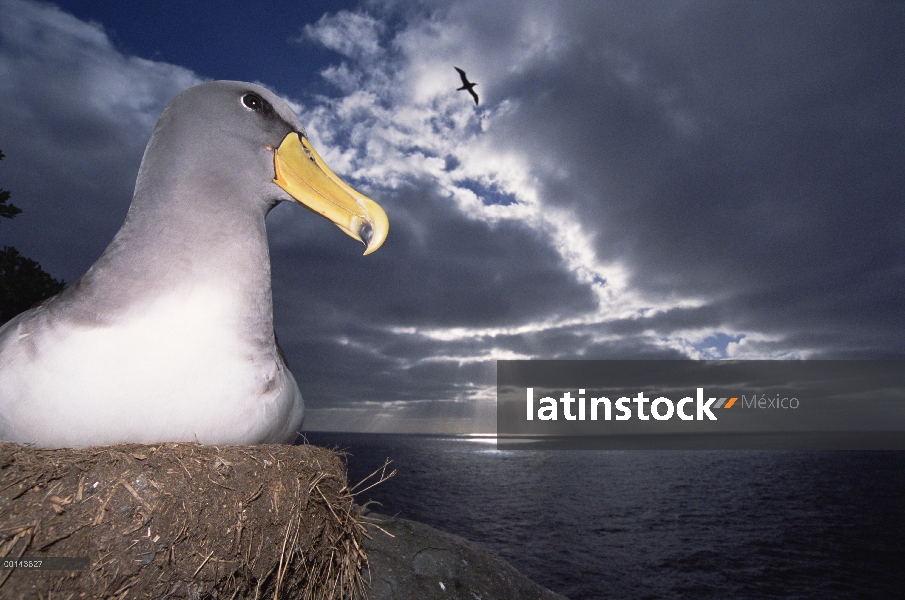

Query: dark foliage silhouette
[0,149,66,325]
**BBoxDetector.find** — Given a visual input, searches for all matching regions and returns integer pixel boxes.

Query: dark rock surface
[362,513,568,600]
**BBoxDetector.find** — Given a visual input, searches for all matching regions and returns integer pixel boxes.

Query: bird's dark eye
[242,93,265,111]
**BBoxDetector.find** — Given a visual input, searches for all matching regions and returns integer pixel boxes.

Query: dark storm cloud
[482,1,905,357]
[0,0,202,279]
[269,180,597,330]
[266,180,597,415]
[284,0,903,428]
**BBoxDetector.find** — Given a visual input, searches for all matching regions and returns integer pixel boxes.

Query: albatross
[455,67,479,105]
[0,81,388,448]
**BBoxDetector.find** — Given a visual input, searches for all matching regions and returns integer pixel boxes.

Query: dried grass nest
[0,441,384,599]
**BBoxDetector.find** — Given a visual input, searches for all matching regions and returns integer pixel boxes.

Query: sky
[0,0,902,434]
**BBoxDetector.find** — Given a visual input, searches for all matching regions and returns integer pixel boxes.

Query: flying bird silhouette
[455,67,479,105]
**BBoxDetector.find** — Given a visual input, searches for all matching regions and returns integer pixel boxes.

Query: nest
[0,442,369,599]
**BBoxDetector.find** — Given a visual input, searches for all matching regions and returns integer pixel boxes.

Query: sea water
[301,432,905,599]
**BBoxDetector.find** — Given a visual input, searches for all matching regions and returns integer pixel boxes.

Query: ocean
[301,432,905,599]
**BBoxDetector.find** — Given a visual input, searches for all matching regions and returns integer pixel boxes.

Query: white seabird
[0,81,388,448]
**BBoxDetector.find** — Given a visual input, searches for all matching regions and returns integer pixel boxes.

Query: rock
[362,512,568,600]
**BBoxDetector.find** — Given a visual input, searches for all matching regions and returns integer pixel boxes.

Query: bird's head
[137,81,388,255]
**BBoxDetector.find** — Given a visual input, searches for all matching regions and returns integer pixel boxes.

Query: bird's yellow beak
[273,132,388,255]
